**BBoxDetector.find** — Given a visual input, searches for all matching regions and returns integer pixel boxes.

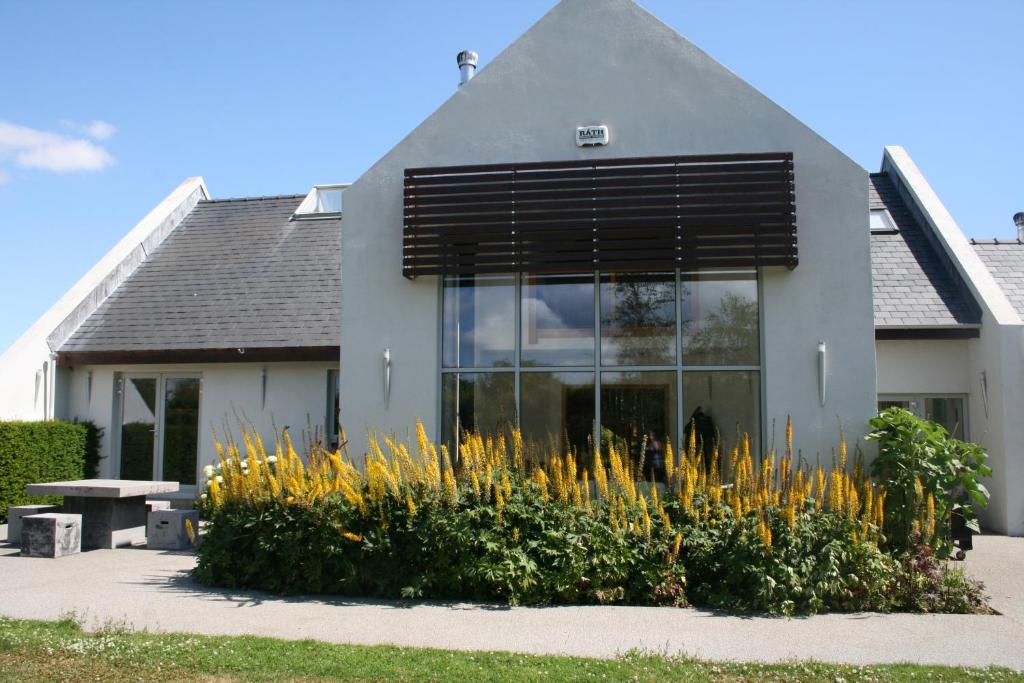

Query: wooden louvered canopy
[402,152,796,278]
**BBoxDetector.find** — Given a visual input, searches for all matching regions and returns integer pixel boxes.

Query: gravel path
[0,528,1021,668]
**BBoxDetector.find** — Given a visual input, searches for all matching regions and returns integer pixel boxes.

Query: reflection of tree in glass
[458,376,514,432]
[163,380,200,485]
[685,292,758,365]
[120,421,154,480]
[603,277,675,366]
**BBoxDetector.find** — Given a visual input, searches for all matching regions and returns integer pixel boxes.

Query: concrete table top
[25,479,179,498]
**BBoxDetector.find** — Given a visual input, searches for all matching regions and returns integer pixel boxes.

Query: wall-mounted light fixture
[383,348,392,410]
[260,367,267,410]
[980,371,990,419]
[817,340,827,406]
[86,370,93,406]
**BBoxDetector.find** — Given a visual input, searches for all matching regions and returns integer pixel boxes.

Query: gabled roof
[59,195,340,359]
[972,240,1024,319]
[870,173,980,329]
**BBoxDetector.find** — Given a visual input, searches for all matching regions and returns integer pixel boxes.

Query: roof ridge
[970,238,1024,246]
[202,194,306,204]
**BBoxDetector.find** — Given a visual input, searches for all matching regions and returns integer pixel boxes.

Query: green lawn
[0,616,1020,682]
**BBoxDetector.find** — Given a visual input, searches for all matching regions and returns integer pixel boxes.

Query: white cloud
[85,120,117,140]
[0,169,8,185]
[60,119,117,140]
[0,120,115,174]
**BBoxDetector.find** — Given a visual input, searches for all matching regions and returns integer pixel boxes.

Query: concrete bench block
[21,513,82,558]
[7,505,59,545]
[146,500,172,513]
[146,509,199,551]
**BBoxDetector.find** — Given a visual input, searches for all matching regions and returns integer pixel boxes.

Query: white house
[0,0,1019,531]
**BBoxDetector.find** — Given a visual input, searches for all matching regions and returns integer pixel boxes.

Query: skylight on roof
[869,209,897,234]
[293,184,347,219]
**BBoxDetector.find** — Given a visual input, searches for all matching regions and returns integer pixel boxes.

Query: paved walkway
[0,526,1022,669]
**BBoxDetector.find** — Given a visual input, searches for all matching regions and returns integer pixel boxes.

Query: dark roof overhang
[56,346,339,367]
[875,327,980,341]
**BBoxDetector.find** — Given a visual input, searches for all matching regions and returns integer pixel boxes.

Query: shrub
[0,421,88,523]
[867,408,991,557]
[191,418,980,615]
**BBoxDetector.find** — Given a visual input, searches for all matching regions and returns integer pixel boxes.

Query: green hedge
[0,421,90,523]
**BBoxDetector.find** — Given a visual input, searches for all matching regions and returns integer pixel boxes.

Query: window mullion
[676,268,685,459]
[593,271,601,459]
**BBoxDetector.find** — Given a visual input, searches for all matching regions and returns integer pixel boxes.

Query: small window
[869,209,897,234]
[293,185,346,219]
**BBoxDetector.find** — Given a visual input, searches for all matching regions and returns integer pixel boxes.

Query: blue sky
[1,1,1021,353]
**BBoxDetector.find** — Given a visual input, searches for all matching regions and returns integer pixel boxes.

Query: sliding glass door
[118,374,201,488]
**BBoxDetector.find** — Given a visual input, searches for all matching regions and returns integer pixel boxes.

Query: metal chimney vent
[457,50,478,86]
[1014,212,1024,242]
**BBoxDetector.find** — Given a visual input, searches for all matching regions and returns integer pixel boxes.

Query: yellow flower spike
[758,517,772,548]
[839,431,848,471]
[341,531,362,543]
[471,471,482,501]
[593,451,609,500]
[925,492,936,544]
[502,470,512,499]
[671,532,683,561]
[664,440,675,486]
[785,416,793,461]
[443,468,458,506]
[406,493,417,518]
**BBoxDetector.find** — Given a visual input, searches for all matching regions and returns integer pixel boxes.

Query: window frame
[111,371,203,497]
[869,209,898,234]
[292,184,347,220]
[877,393,969,440]
[438,269,764,460]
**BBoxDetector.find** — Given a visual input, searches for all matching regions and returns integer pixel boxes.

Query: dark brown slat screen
[403,152,796,278]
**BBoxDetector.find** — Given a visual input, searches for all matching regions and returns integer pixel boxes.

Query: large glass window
[601,371,676,480]
[443,275,516,368]
[521,274,595,367]
[600,272,676,366]
[117,374,201,487]
[683,371,761,461]
[441,270,761,465]
[681,271,759,366]
[520,372,594,458]
[441,372,517,457]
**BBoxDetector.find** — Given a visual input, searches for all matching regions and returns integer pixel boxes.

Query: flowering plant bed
[194,420,989,615]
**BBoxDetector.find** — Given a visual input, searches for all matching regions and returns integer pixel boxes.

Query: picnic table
[25,479,179,549]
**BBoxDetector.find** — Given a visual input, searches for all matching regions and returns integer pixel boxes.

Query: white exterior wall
[875,340,971,395]
[0,178,208,421]
[882,147,1024,535]
[339,0,876,458]
[64,362,336,489]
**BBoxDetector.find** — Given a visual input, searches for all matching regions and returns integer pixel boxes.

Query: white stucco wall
[339,0,876,459]
[63,362,336,492]
[875,340,971,395]
[0,178,208,421]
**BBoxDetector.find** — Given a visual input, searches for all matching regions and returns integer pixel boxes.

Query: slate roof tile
[972,241,1024,318]
[61,196,341,352]
[870,174,980,328]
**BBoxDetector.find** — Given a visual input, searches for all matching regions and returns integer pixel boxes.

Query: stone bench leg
[7,505,59,545]
[61,496,147,549]
[21,513,82,558]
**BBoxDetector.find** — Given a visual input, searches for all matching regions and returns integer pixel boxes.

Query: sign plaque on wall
[576,125,610,147]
